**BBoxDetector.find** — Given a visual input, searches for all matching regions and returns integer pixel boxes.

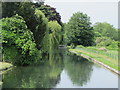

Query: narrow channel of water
[1,48,119,88]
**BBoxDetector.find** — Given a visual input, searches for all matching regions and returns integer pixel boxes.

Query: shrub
[1,15,39,65]
[107,41,118,50]
[95,37,112,46]
[76,45,84,48]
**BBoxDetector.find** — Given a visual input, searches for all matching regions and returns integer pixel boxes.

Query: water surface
[2,49,119,88]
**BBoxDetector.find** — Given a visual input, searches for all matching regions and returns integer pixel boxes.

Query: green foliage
[93,22,118,41]
[17,2,40,49]
[48,21,61,50]
[34,9,48,49]
[95,36,118,50]
[93,22,118,49]
[34,4,64,45]
[64,12,94,46]
[2,2,20,18]
[1,2,63,66]
[40,21,61,54]
[95,37,113,46]
[1,15,36,55]
[2,2,48,49]
[36,4,61,25]
[2,49,63,88]
[107,41,119,50]
[76,45,84,48]
[1,15,40,65]
[0,2,2,19]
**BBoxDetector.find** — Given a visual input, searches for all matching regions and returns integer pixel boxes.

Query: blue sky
[44,1,118,28]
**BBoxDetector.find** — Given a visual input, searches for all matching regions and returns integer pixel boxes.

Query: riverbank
[69,48,120,75]
[0,62,13,72]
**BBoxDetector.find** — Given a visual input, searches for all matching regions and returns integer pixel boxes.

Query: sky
[44,0,119,28]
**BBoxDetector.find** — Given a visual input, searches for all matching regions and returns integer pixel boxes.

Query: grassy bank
[0,62,13,71]
[0,62,13,85]
[69,46,119,72]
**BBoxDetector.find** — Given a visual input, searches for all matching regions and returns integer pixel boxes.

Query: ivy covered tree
[64,12,94,46]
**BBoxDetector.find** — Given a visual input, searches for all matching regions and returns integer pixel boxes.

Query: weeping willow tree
[34,9,48,49]
[41,20,61,57]
[48,21,61,51]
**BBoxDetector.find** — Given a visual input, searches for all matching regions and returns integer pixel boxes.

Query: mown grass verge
[69,47,119,72]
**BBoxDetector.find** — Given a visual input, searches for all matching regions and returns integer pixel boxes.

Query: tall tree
[64,12,94,46]
[41,21,61,53]
[36,4,62,25]
[2,2,20,18]
[2,2,48,49]
[48,21,61,49]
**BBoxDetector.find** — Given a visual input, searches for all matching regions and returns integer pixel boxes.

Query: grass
[0,62,13,71]
[0,62,13,86]
[69,46,119,71]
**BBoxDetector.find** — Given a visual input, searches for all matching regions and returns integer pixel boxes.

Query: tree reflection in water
[2,49,94,88]
[2,49,64,88]
[64,52,93,86]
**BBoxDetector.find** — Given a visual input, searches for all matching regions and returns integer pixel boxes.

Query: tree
[1,15,39,65]
[40,21,61,54]
[64,12,94,46]
[0,1,2,19]
[93,22,118,41]
[18,2,48,49]
[33,9,48,49]
[48,21,61,48]
[2,2,20,18]
[2,49,63,88]
[36,5,61,25]
[95,37,113,46]
[2,2,48,49]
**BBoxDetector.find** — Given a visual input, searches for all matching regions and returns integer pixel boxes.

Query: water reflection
[64,52,93,86]
[2,49,118,88]
[2,49,64,88]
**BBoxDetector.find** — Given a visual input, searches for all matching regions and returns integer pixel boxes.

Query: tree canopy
[64,12,94,46]
[36,4,62,25]
[93,22,118,41]
[1,15,40,65]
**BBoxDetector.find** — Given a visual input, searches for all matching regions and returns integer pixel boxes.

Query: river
[1,48,119,88]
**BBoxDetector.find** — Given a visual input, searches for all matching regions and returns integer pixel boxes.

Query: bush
[95,37,112,46]
[107,41,118,50]
[1,15,40,65]
[76,45,84,48]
